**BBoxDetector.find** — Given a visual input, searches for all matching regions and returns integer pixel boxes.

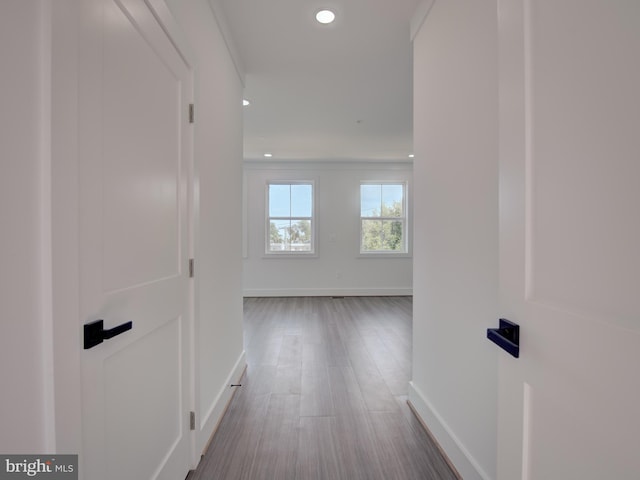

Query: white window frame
[265,180,316,256]
[359,181,409,256]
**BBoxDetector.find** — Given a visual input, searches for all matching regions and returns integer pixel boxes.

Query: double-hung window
[267,182,314,254]
[360,183,407,253]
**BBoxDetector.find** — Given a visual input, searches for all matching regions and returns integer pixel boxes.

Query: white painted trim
[51,0,83,457]
[408,382,493,480]
[197,350,247,457]
[244,160,413,171]
[206,0,245,86]
[243,288,413,297]
[39,0,56,452]
[242,170,248,259]
[410,0,436,41]
[146,0,196,69]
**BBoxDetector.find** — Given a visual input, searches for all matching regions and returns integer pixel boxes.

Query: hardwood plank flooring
[191,296,459,480]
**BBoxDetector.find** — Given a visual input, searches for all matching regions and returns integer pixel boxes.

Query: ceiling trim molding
[243,159,414,172]
[206,0,246,86]
[410,0,436,41]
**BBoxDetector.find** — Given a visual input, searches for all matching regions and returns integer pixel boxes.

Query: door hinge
[190,411,196,431]
[189,103,195,124]
[189,258,195,278]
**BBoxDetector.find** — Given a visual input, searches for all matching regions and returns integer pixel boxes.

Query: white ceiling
[214,0,420,162]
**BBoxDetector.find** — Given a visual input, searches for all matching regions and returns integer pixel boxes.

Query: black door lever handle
[84,319,133,349]
[487,318,520,358]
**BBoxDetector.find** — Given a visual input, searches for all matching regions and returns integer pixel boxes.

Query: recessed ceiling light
[316,9,336,24]
[243,99,250,106]
[264,153,273,158]
[408,154,415,158]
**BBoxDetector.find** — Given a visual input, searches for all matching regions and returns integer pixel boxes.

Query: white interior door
[78,0,192,478]
[497,1,640,479]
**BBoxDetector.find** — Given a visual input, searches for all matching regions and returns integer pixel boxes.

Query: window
[267,182,314,254]
[360,183,407,253]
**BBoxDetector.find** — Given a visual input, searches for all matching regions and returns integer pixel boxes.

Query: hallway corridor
[191,297,458,479]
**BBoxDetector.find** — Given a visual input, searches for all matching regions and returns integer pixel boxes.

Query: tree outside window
[360,183,406,253]
[267,183,314,253]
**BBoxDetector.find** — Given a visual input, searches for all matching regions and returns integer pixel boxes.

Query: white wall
[243,161,413,297]
[165,0,246,456]
[0,0,52,453]
[409,1,499,479]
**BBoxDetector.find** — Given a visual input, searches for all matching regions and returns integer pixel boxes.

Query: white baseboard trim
[243,287,413,297]
[408,381,493,480]
[197,350,246,455]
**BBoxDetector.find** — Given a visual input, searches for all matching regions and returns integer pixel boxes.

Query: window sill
[262,252,318,259]
[358,252,412,259]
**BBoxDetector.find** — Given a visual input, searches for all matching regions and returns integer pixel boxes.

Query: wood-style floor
[190,296,459,480]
